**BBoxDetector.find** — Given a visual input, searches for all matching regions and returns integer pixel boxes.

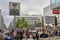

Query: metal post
[13,15,16,29]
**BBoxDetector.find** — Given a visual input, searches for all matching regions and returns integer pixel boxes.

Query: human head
[12,3,17,8]
[42,29,46,33]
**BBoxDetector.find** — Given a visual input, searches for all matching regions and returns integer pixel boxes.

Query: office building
[0,9,6,29]
[8,15,42,29]
[43,5,57,26]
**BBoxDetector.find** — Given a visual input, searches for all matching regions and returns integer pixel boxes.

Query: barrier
[22,37,60,40]
[1,37,60,40]
[39,37,60,40]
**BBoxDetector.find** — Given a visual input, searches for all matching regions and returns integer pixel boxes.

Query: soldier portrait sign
[9,2,20,16]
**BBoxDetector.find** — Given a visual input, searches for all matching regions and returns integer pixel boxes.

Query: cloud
[3,15,14,27]
[4,15,13,22]
[20,3,31,14]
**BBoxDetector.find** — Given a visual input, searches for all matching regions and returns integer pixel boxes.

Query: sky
[0,0,50,27]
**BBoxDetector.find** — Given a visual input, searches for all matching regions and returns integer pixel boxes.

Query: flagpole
[14,15,16,29]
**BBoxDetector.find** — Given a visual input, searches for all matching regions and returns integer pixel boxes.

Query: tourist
[4,33,13,40]
[40,29,48,38]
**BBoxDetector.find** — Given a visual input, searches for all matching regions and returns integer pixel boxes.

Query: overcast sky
[0,0,50,27]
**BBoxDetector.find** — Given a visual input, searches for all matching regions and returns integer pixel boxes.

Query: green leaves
[16,19,20,28]
[35,17,44,27]
[35,21,42,27]
[16,17,29,28]
[54,16,57,26]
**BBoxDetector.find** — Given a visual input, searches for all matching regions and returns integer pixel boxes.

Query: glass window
[56,0,60,5]
[50,0,56,5]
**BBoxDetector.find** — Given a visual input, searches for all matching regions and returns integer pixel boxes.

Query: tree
[16,17,29,28]
[35,21,37,26]
[54,16,57,26]
[35,21,42,27]
[16,19,20,28]
[35,17,44,27]
[41,17,44,26]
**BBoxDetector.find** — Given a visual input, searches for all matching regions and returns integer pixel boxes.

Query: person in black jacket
[36,31,39,40]
[40,29,48,38]
[17,29,23,40]
[53,30,58,36]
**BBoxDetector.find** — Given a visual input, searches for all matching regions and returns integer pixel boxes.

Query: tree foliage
[41,17,44,26]
[16,17,29,28]
[35,21,42,27]
[16,19,20,28]
[35,17,44,27]
[54,16,57,26]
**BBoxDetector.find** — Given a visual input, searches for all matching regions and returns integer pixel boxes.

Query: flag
[53,10,59,14]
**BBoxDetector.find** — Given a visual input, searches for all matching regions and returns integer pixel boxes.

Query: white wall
[44,5,54,16]
[44,5,55,26]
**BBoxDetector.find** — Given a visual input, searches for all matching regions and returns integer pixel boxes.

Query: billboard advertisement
[9,2,20,16]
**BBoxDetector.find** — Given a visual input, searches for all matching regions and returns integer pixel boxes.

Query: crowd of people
[0,27,60,40]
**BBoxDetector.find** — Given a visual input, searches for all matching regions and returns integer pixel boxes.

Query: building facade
[8,22,14,30]
[43,5,56,26]
[16,15,42,27]
[8,15,42,29]
[0,9,6,29]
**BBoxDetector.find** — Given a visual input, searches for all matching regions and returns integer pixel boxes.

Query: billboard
[50,0,60,10]
[9,2,20,16]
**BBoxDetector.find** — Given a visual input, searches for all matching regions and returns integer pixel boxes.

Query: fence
[39,37,60,40]
[0,37,60,40]
[22,37,60,40]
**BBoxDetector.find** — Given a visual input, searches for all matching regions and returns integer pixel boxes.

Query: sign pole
[9,2,20,29]
[13,15,16,29]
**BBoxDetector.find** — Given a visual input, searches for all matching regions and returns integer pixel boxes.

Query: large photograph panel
[9,2,20,16]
